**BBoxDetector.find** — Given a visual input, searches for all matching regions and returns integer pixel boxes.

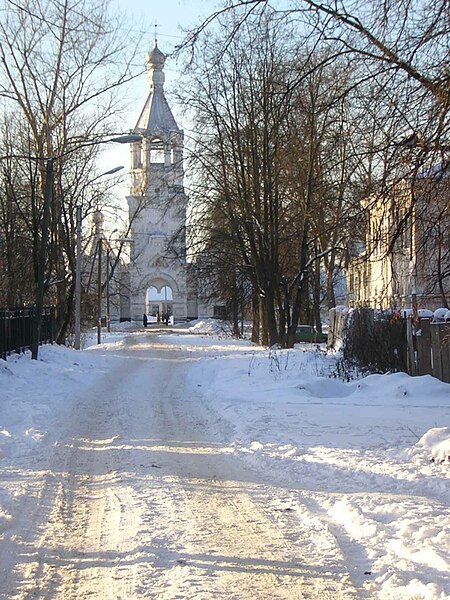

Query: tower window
[149,138,164,163]
[132,142,142,168]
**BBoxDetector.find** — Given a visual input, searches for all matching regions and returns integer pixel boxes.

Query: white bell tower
[127,41,194,323]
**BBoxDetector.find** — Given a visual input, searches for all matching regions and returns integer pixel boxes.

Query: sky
[98,0,216,203]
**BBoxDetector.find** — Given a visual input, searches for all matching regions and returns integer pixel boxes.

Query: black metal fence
[0,306,56,360]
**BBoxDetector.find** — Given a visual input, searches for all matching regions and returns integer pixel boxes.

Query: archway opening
[147,285,173,323]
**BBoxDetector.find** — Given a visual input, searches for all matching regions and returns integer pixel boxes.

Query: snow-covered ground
[0,320,448,599]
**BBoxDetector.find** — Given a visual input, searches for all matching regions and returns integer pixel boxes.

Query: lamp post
[74,204,83,350]
[2,134,140,358]
[31,157,54,360]
[71,135,142,350]
[92,210,106,345]
[105,228,118,334]
[72,135,142,350]
[97,234,103,344]
[74,166,124,350]
[106,246,111,333]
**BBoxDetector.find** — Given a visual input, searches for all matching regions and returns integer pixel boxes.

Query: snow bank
[417,427,450,464]
[188,318,232,336]
[0,341,126,461]
[110,320,140,331]
[1,327,449,599]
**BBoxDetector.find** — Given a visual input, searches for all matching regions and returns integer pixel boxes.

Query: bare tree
[181,8,365,345]
[0,0,143,355]
[180,0,449,319]
[0,119,36,305]
[182,0,449,107]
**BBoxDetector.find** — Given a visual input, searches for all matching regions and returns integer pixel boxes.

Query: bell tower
[127,41,194,323]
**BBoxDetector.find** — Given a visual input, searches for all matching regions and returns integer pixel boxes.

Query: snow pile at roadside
[188,318,234,337]
[110,320,140,331]
[0,342,125,461]
[188,318,254,339]
[416,427,450,464]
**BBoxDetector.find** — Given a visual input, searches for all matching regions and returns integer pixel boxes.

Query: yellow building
[348,172,450,310]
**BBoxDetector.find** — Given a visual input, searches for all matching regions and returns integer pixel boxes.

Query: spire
[147,40,166,88]
[134,41,179,135]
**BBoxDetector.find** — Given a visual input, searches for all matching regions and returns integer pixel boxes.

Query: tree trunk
[231,284,240,338]
[312,256,322,332]
[323,254,337,309]
[251,287,260,343]
[260,296,269,346]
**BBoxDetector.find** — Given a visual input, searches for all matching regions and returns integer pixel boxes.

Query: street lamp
[109,135,142,143]
[91,210,108,346]
[32,157,54,359]
[105,229,118,334]
[1,133,141,358]
[74,203,83,350]
[73,134,142,351]
[74,166,124,350]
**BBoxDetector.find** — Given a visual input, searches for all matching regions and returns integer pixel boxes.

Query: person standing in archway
[143,313,148,327]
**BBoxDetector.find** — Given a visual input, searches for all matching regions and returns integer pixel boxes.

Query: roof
[134,41,180,135]
[147,43,166,67]
[135,89,179,134]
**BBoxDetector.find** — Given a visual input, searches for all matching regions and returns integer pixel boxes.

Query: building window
[213,305,227,319]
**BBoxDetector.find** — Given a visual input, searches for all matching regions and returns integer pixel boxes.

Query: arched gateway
[147,283,173,321]
[126,41,198,322]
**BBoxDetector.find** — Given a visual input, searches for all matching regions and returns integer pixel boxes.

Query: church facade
[125,41,199,323]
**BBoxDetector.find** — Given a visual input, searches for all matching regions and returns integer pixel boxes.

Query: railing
[0,306,56,360]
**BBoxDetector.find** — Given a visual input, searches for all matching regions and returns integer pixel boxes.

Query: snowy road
[0,331,361,599]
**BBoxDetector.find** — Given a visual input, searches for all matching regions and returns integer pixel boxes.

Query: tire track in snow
[129,335,360,599]
[1,331,362,598]
[0,355,147,599]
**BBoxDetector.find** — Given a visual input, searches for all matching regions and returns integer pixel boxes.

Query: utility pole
[32,158,53,360]
[74,205,82,350]
[97,236,103,344]
[94,209,105,345]
[106,247,111,333]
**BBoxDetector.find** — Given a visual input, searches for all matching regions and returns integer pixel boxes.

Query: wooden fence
[327,307,348,350]
[328,308,450,383]
[406,320,450,383]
